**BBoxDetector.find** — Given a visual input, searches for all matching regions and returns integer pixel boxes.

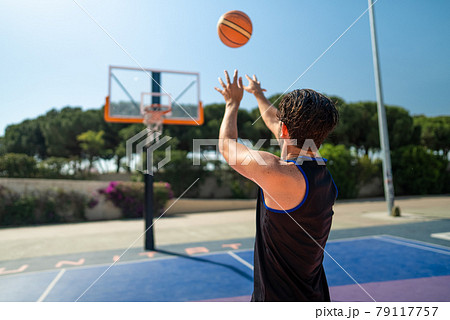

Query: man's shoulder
[263,160,306,192]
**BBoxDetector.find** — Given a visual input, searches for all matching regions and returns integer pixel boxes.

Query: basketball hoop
[142,104,172,133]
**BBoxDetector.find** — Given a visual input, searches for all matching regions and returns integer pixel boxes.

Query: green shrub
[0,185,88,227]
[320,144,359,199]
[37,157,70,179]
[0,190,35,226]
[98,181,173,219]
[356,154,382,188]
[153,150,207,197]
[0,153,37,178]
[391,145,449,195]
[319,144,383,199]
[212,167,258,199]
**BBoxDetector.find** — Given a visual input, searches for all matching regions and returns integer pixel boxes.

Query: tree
[76,130,106,172]
[0,137,5,156]
[40,107,104,158]
[385,106,420,150]
[329,102,378,153]
[4,119,47,158]
[414,115,450,155]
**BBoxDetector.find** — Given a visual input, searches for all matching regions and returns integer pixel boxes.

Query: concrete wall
[165,198,256,214]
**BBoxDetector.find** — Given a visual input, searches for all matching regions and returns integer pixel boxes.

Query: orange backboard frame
[104,65,204,126]
[104,96,204,125]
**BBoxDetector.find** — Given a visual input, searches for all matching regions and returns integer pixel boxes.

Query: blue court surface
[1,233,449,302]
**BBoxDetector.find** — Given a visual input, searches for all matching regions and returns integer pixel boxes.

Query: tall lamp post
[368,0,395,215]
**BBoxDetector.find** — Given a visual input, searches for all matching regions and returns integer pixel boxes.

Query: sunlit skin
[215,69,316,211]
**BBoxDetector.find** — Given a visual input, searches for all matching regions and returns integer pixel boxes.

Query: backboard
[104,65,203,125]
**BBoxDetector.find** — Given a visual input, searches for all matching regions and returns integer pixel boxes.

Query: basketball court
[1,218,449,302]
[1,2,448,313]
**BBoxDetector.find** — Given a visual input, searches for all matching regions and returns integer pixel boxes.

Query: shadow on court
[0,220,449,302]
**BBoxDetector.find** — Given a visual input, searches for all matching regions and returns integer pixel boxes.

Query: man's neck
[284,146,317,160]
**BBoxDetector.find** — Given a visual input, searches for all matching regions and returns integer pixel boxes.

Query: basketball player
[215,70,339,301]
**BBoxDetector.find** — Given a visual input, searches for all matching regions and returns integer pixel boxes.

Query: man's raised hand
[244,74,267,96]
[215,69,244,107]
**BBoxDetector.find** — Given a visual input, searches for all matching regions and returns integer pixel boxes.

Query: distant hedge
[0,185,87,227]
[391,145,449,195]
[320,144,381,199]
[320,143,449,198]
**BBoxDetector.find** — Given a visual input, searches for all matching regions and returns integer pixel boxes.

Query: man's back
[215,70,339,302]
[252,157,337,301]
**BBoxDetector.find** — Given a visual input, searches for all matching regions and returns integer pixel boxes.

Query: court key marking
[227,251,254,271]
[36,269,66,302]
[0,264,29,275]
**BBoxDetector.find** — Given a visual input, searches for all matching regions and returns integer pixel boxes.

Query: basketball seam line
[220,24,249,43]
[221,18,251,39]
[230,12,251,21]
[218,28,245,46]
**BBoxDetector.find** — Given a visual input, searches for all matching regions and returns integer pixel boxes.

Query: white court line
[431,232,450,242]
[36,269,66,302]
[374,236,450,256]
[74,178,200,302]
[253,179,377,302]
[327,235,379,243]
[227,251,254,271]
[0,248,255,280]
[382,234,450,251]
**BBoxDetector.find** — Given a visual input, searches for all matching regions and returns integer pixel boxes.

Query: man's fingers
[218,77,226,88]
[253,75,257,81]
[238,76,243,89]
[224,70,231,85]
[214,87,223,94]
[233,69,238,83]
[245,74,252,82]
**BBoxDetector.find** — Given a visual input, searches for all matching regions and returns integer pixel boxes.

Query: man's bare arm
[244,75,280,137]
[215,70,306,211]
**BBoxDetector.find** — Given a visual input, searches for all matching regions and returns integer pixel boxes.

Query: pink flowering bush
[98,181,173,219]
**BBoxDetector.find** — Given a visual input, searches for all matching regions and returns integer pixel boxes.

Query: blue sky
[1,0,449,135]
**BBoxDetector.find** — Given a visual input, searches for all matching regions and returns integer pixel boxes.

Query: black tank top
[251,157,338,302]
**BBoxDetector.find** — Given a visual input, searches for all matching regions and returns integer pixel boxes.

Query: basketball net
[142,104,171,136]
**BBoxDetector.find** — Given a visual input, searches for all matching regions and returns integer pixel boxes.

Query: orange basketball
[217,10,252,48]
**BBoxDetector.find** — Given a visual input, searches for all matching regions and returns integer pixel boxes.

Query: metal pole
[144,173,155,250]
[143,71,162,250]
[368,0,395,215]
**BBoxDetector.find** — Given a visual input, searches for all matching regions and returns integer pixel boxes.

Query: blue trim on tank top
[290,156,337,199]
[260,159,309,214]
[329,172,339,199]
[290,156,328,163]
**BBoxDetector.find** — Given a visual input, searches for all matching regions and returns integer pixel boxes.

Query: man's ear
[280,122,290,138]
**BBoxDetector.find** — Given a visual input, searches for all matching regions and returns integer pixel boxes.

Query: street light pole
[368,0,395,215]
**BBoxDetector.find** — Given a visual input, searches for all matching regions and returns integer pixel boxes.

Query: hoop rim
[104,96,204,125]
[143,103,172,114]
